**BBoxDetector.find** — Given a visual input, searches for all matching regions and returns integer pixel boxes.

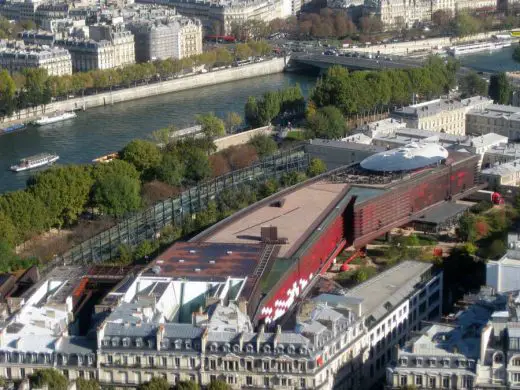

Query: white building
[391,96,493,136]
[481,159,520,188]
[487,233,520,294]
[0,44,72,76]
[466,104,520,140]
[56,27,135,71]
[127,17,203,62]
[386,287,506,390]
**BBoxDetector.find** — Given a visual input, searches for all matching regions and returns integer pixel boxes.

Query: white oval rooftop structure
[360,142,449,172]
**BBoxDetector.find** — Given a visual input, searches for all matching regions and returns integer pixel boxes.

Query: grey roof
[105,322,156,338]
[393,96,491,118]
[482,159,520,177]
[308,138,385,152]
[163,323,204,339]
[344,261,433,326]
[414,202,470,225]
[57,337,95,355]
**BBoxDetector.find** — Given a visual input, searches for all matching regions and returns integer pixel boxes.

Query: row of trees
[0,42,273,118]
[0,116,282,267]
[244,85,305,128]
[311,56,459,117]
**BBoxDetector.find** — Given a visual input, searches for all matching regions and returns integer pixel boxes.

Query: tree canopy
[459,72,488,98]
[30,369,68,390]
[138,377,170,390]
[306,105,347,139]
[249,134,278,157]
[207,380,232,390]
[489,73,511,104]
[121,140,162,172]
[93,173,142,218]
[197,113,226,138]
[307,158,327,177]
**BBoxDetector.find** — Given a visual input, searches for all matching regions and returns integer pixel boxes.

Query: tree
[235,43,253,60]
[432,10,453,28]
[138,377,170,390]
[197,113,226,138]
[459,72,487,98]
[0,70,16,117]
[155,152,185,187]
[225,144,258,170]
[245,96,261,127]
[0,191,49,242]
[0,212,16,247]
[307,158,327,177]
[182,148,212,184]
[225,111,243,133]
[93,174,142,218]
[249,134,278,157]
[92,160,140,182]
[30,369,68,390]
[307,106,347,139]
[454,13,481,37]
[76,378,101,390]
[258,179,279,198]
[121,139,162,172]
[456,213,477,242]
[151,127,172,146]
[207,380,231,390]
[134,240,157,261]
[489,73,511,104]
[174,381,200,390]
[28,166,93,227]
[352,266,377,282]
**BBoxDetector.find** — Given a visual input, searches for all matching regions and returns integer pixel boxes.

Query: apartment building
[0,44,72,75]
[370,0,496,29]
[481,159,520,188]
[466,104,520,140]
[386,288,506,389]
[0,256,442,390]
[137,0,288,35]
[391,96,493,136]
[56,27,134,71]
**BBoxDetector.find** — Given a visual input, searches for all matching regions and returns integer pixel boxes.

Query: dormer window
[135,338,143,348]
[246,344,254,353]
[148,339,154,348]
[416,358,422,366]
[233,345,241,353]
[299,347,307,355]
[277,345,284,354]
[111,338,119,347]
[429,358,436,367]
[123,338,130,347]
[185,340,192,350]
[399,358,408,366]
[263,345,271,354]
[443,359,450,367]
[103,339,110,347]
[175,340,182,350]
[223,343,231,353]
[210,343,217,352]
[161,339,169,349]
[458,360,466,368]
[288,345,295,354]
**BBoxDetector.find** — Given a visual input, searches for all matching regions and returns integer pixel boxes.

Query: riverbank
[1,57,288,127]
[350,30,510,56]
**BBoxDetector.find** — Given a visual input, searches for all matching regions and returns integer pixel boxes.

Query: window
[442,377,450,388]
[513,373,520,383]
[190,358,195,368]
[429,377,436,388]
[263,377,269,387]
[135,356,141,366]
[462,376,473,388]
[513,357,520,366]
[210,360,216,370]
[162,357,167,367]
[263,361,269,371]
[175,357,180,367]
[148,356,154,366]
[400,376,407,386]
[415,375,423,386]
[246,376,253,386]
[300,378,306,388]
[416,358,423,366]
[107,355,113,364]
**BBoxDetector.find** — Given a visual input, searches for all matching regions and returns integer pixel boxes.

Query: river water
[0,72,316,193]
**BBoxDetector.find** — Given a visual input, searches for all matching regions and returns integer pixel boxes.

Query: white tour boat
[448,41,512,56]
[34,111,76,126]
[10,153,59,172]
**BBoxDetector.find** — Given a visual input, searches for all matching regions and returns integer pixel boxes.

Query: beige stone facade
[0,45,72,76]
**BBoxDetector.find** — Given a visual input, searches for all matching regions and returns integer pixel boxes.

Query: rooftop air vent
[189,249,196,254]
[226,251,233,255]
[194,268,201,272]
[209,260,215,264]
[178,259,185,263]
[151,266,161,275]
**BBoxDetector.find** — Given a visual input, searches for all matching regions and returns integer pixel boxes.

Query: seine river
[1,46,519,194]
[0,72,316,193]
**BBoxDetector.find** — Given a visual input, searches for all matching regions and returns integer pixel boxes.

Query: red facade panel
[257,212,347,324]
